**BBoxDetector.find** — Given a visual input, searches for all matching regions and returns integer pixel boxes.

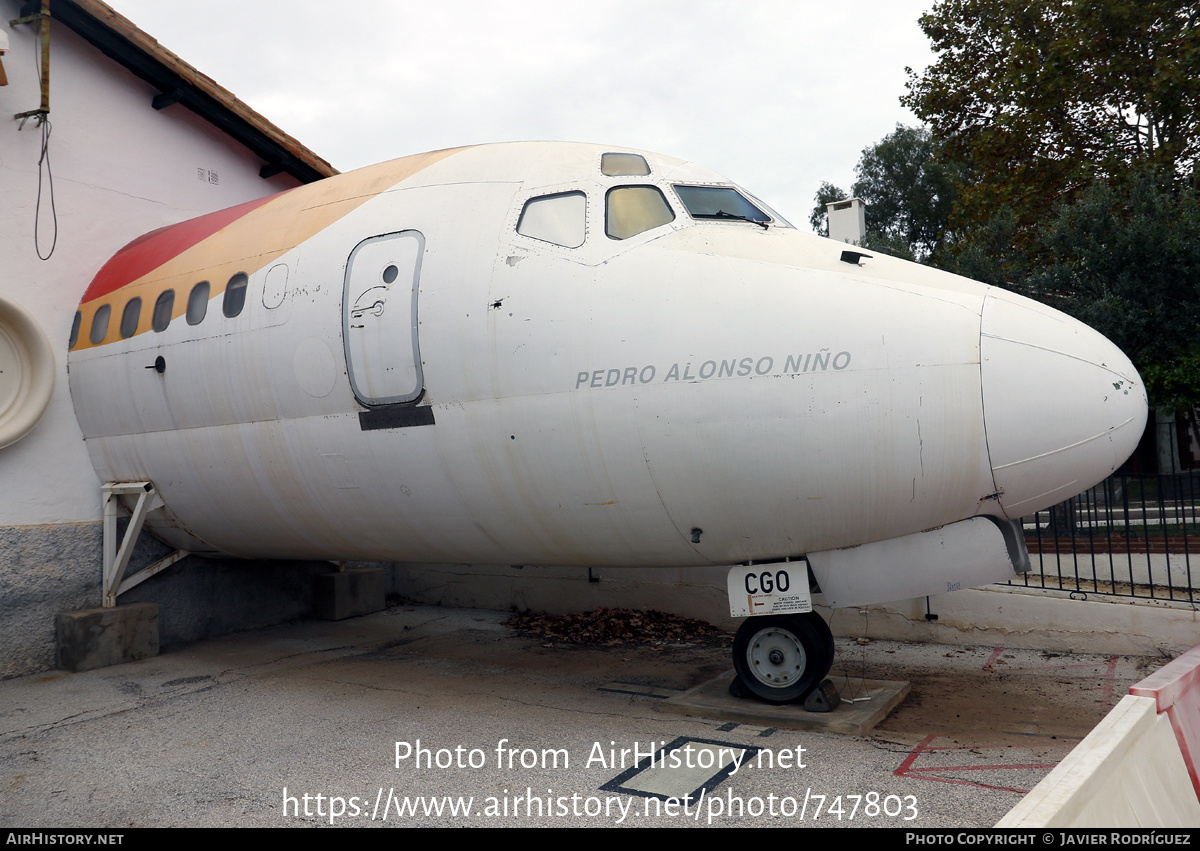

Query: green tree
[810,125,961,263]
[903,0,1200,233]
[809,182,847,238]
[1025,171,1200,410]
[902,0,1200,410]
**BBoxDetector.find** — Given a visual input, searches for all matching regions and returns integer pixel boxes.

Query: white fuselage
[67,142,1146,600]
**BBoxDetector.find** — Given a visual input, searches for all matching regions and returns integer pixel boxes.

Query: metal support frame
[102,482,187,608]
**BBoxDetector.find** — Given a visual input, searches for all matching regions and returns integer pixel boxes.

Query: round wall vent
[0,297,55,449]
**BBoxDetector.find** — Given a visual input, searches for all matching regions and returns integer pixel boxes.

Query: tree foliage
[810,125,961,262]
[1024,172,1200,410]
[809,182,847,238]
[897,0,1200,409]
[903,0,1200,232]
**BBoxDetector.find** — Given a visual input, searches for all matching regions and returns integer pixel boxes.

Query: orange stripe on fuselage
[72,146,471,351]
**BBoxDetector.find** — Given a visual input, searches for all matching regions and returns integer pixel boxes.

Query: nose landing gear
[731,611,835,705]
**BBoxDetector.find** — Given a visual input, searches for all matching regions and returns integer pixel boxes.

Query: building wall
[0,3,312,676]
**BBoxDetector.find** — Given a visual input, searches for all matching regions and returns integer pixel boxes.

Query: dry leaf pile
[505,607,723,646]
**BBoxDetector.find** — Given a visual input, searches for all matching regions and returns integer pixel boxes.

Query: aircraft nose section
[980,289,1148,519]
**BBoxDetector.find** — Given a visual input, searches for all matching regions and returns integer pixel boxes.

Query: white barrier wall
[1001,643,1200,827]
[998,695,1200,827]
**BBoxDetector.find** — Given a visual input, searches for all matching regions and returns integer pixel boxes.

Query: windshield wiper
[693,210,769,229]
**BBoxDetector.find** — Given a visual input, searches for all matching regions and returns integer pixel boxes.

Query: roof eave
[47,0,337,184]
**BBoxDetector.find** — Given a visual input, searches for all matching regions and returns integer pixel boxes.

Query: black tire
[732,614,832,704]
[805,610,835,670]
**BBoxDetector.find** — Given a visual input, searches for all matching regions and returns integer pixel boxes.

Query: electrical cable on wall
[34,117,56,261]
[19,9,57,261]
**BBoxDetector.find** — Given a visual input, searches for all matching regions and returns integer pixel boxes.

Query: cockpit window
[517,191,586,248]
[601,153,650,176]
[605,186,675,240]
[674,185,771,226]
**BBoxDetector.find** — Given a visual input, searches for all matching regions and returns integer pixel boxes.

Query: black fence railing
[1018,470,1200,602]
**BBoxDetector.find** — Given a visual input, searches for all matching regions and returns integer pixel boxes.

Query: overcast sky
[106,0,937,226]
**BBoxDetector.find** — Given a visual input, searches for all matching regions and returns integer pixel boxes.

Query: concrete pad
[314,567,384,620]
[54,603,158,672]
[0,606,1154,827]
[658,671,909,735]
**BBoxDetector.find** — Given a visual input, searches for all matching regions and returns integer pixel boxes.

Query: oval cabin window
[152,290,175,332]
[223,273,248,318]
[89,305,111,345]
[187,281,210,325]
[119,297,142,339]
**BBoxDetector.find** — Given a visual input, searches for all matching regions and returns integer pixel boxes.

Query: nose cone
[980,289,1148,519]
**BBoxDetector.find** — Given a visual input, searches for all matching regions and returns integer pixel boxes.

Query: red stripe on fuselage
[81,192,288,303]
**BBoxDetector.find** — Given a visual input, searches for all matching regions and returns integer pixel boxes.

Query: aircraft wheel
[732,614,832,704]
[807,610,835,667]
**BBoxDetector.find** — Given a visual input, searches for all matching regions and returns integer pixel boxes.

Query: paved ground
[0,604,1163,828]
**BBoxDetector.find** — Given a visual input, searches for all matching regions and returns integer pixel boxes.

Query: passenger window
[601,153,650,176]
[187,281,210,325]
[119,297,142,339]
[152,290,175,332]
[605,186,674,240]
[517,191,586,248]
[69,312,81,349]
[89,305,111,345]
[223,273,248,318]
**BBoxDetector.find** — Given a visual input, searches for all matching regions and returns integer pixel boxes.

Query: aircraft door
[343,231,425,406]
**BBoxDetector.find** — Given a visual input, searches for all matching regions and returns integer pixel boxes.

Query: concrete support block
[55,603,159,672]
[315,568,385,621]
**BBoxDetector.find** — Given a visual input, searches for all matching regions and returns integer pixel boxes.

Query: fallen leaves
[505,607,722,646]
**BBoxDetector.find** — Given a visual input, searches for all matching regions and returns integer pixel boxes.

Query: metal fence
[1018,469,1200,603]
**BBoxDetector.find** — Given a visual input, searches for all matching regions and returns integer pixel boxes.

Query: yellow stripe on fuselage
[73,146,469,351]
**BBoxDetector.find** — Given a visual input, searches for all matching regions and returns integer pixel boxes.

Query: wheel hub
[747,627,806,687]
